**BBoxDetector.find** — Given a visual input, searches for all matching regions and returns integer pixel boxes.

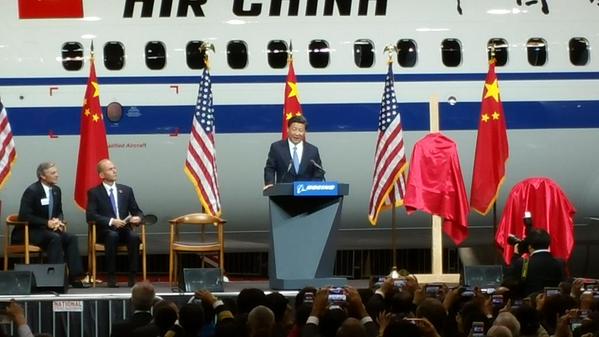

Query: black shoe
[70,280,88,288]
[128,275,136,287]
[107,275,119,288]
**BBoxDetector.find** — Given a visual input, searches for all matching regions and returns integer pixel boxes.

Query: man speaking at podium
[264,115,325,189]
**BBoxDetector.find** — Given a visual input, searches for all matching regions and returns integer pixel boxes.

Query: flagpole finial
[90,41,95,61]
[288,40,293,63]
[384,44,397,64]
[200,42,216,69]
[488,44,496,64]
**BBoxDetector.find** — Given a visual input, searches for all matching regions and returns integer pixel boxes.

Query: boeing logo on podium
[294,181,339,196]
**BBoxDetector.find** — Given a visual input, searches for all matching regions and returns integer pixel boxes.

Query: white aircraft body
[1,0,598,262]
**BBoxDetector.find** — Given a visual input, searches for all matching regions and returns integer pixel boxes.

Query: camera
[491,294,504,308]
[328,287,347,305]
[460,286,475,297]
[544,287,560,297]
[393,278,407,290]
[507,211,533,255]
[471,321,485,337]
[304,291,315,303]
[425,284,442,298]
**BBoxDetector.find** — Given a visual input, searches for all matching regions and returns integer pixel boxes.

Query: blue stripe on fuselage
[7,100,599,136]
[2,71,599,86]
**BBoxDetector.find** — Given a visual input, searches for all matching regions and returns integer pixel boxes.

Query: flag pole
[488,45,500,264]
[384,44,400,277]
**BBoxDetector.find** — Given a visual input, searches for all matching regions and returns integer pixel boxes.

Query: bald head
[248,305,274,337]
[488,325,513,337]
[97,159,117,183]
[131,281,155,311]
[336,318,366,337]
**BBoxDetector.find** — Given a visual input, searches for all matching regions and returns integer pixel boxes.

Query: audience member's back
[383,320,422,337]
[133,300,178,337]
[320,307,348,337]
[336,318,366,337]
[266,292,292,337]
[416,298,447,337]
[179,302,205,337]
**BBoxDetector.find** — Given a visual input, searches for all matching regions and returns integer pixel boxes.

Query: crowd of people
[1,270,598,337]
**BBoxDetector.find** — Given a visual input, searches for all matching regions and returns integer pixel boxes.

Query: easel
[413,97,460,284]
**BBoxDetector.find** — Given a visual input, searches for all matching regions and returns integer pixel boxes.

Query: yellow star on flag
[91,81,100,98]
[481,114,490,122]
[92,114,100,122]
[84,108,91,116]
[492,112,500,120]
[287,81,298,99]
[484,79,499,102]
[286,112,293,120]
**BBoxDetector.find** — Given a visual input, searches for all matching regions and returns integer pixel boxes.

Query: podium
[263,182,349,290]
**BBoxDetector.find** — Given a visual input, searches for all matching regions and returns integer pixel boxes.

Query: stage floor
[67,278,371,297]
[0,278,372,301]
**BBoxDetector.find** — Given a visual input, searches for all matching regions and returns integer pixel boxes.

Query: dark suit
[505,250,565,297]
[264,140,324,185]
[16,181,84,278]
[111,311,152,337]
[86,183,143,279]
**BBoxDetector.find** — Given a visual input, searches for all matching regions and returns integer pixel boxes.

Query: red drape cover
[404,133,469,245]
[495,177,575,264]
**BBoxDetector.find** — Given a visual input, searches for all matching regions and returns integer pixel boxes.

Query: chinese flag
[281,58,303,139]
[470,60,509,215]
[19,0,84,19]
[74,56,109,209]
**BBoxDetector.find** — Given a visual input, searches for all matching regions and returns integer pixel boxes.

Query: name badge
[40,198,49,206]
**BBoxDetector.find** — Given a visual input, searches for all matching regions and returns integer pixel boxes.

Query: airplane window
[569,37,589,66]
[61,42,84,71]
[106,102,123,123]
[309,40,330,68]
[227,40,248,69]
[104,42,125,70]
[396,39,417,68]
[527,38,547,66]
[186,41,206,70]
[267,40,288,69]
[145,41,166,70]
[487,38,508,66]
[354,39,375,68]
[441,39,462,67]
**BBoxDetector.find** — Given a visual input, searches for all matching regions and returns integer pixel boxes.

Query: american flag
[368,63,408,225]
[0,99,16,189]
[184,68,222,217]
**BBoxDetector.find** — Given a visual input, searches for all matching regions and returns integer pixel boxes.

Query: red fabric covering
[496,177,576,264]
[404,133,469,245]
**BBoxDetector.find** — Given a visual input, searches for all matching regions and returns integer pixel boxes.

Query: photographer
[503,228,565,298]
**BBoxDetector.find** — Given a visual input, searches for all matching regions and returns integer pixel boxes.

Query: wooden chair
[168,213,225,286]
[87,221,147,287]
[4,214,43,271]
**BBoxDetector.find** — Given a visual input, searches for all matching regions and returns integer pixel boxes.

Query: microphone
[310,160,326,181]
[280,160,293,183]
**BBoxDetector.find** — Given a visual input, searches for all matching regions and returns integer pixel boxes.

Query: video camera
[507,211,533,256]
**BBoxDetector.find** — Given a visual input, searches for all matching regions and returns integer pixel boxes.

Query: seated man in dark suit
[17,162,86,288]
[264,115,325,189]
[86,159,144,287]
[111,281,155,337]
